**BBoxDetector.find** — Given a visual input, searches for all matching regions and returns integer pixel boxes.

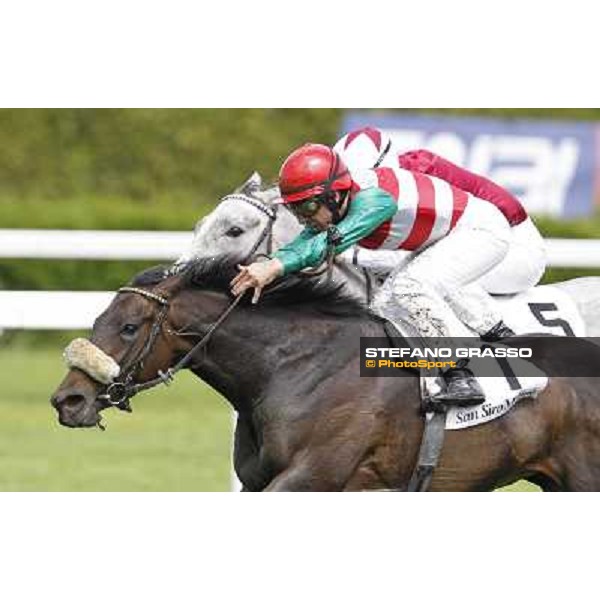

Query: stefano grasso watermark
[359,337,600,378]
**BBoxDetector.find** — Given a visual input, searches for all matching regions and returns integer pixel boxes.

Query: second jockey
[334,127,547,330]
[230,142,535,406]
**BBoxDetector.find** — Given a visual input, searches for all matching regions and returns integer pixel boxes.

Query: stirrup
[434,367,485,408]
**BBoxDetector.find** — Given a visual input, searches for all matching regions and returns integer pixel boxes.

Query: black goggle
[288,198,322,218]
[288,191,342,219]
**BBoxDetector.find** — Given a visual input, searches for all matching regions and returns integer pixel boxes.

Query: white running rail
[0,228,598,266]
[0,229,599,330]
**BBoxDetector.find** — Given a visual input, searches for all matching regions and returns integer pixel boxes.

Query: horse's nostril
[52,393,86,412]
[64,395,86,411]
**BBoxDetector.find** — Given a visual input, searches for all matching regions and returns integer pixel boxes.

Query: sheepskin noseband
[63,338,121,385]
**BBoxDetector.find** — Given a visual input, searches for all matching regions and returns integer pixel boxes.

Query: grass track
[0,347,538,491]
[0,347,232,491]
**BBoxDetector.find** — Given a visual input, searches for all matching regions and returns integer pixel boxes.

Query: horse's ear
[236,172,262,195]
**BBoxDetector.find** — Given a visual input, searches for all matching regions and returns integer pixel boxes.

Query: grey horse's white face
[179,172,301,264]
[188,200,270,261]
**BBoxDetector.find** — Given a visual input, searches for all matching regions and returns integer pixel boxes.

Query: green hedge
[2,108,599,206]
[0,109,339,204]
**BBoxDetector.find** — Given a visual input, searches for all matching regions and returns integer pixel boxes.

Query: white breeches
[477,217,547,294]
[372,199,515,337]
[444,217,547,333]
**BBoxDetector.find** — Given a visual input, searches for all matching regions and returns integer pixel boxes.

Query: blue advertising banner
[341,112,599,218]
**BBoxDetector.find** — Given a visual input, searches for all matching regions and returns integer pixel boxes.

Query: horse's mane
[130,265,173,286]
[130,257,368,318]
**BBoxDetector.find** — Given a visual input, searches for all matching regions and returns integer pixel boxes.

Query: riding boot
[480,320,516,342]
[434,366,485,407]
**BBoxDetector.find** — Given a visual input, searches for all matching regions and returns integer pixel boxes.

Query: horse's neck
[189,309,376,414]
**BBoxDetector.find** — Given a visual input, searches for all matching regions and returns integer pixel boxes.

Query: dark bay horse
[51,258,600,491]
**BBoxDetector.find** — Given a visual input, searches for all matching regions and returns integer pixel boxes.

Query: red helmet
[278,143,352,204]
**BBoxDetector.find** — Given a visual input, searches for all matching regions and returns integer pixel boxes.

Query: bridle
[222,191,373,301]
[95,187,373,413]
[219,193,278,262]
[98,285,245,411]
[97,192,278,411]
[97,286,170,411]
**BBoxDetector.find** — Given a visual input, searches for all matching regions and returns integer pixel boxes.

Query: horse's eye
[120,324,139,338]
[226,226,244,238]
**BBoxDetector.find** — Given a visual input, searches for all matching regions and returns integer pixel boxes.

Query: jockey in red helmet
[231,141,522,407]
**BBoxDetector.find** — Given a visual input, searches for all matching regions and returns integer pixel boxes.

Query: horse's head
[180,172,301,264]
[50,269,201,429]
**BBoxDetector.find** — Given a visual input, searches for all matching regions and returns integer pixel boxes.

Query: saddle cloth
[495,284,585,337]
[385,320,549,431]
[420,359,548,431]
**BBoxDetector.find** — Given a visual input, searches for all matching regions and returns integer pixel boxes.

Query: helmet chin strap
[317,149,350,225]
[323,190,349,225]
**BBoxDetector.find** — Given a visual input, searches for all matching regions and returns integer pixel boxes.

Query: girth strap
[382,318,448,492]
[406,408,448,492]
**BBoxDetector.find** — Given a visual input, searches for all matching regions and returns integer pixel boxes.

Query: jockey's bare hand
[230,259,284,304]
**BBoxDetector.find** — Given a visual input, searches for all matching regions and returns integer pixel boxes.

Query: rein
[220,192,370,302]
[99,286,246,409]
[220,190,337,280]
[98,191,279,410]
[97,189,362,410]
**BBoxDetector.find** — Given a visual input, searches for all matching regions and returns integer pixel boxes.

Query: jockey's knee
[481,261,545,294]
[479,240,546,295]
[371,273,441,320]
